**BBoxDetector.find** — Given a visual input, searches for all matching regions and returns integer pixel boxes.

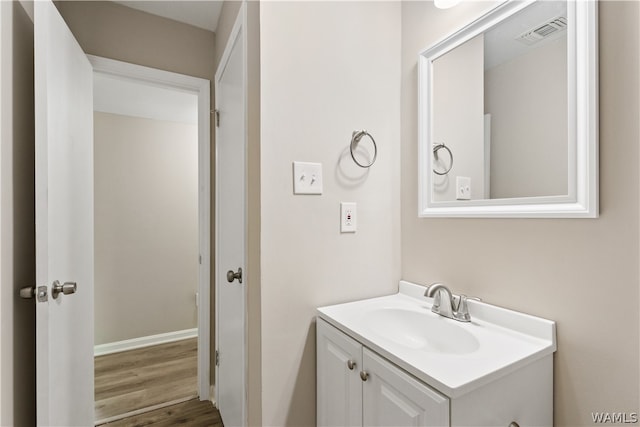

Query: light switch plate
[341,202,357,233]
[293,161,323,195]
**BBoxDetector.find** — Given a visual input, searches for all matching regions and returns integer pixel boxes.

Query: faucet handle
[462,295,481,303]
[455,294,481,322]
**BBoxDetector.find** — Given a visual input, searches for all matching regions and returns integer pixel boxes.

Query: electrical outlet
[293,161,323,195]
[340,202,357,233]
[456,176,471,200]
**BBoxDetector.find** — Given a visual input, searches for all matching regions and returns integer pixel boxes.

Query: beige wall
[94,112,198,345]
[486,37,568,199]
[259,2,401,425]
[432,34,485,201]
[0,3,3,416]
[245,2,262,425]
[0,1,36,425]
[402,2,639,425]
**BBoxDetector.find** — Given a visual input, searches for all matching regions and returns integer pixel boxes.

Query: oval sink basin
[318,281,557,398]
[362,308,480,355]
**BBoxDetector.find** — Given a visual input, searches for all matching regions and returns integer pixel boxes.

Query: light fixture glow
[434,0,461,9]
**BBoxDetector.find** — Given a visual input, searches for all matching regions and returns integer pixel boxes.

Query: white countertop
[317,280,556,398]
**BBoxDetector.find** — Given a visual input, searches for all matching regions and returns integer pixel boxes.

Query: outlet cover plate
[341,202,357,233]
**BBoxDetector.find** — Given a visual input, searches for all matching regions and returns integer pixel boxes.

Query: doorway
[89,56,211,423]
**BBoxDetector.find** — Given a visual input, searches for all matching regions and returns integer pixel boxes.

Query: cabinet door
[317,319,363,427]
[362,349,450,427]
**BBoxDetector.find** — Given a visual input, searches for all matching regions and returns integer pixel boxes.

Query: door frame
[88,55,212,400]
[214,1,248,422]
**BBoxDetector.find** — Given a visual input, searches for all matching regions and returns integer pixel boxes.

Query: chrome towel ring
[350,130,377,168]
[433,143,453,175]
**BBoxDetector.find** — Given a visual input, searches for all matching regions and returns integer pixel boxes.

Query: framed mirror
[418,0,598,218]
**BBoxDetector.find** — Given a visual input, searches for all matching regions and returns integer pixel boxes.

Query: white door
[362,349,449,427]
[316,319,363,427]
[215,7,246,427]
[33,1,94,425]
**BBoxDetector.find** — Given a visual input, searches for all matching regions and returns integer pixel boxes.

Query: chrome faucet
[424,282,479,322]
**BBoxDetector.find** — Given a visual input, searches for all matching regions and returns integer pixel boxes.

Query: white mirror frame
[418,0,598,218]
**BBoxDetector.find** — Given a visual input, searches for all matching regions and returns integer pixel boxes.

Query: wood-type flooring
[95,338,222,425]
[99,399,223,427]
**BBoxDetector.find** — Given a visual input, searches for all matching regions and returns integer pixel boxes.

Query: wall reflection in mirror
[432,1,568,202]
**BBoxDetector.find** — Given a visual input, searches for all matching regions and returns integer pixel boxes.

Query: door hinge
[215,109,220,127]
[215,350,220,366]
[199,254,202,265]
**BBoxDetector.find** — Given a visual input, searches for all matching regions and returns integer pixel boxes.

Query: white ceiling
[94,73,198,124]
[113,1,224,32]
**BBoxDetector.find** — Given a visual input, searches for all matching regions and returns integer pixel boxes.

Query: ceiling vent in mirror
[517,16,567,45]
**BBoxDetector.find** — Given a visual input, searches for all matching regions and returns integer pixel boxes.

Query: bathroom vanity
[316,281,556,426]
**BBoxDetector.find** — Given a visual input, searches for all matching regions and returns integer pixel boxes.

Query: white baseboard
[94,328,198,357]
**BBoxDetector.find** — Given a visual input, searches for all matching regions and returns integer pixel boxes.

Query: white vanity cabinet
[317,281,556,427]
[317,318,449,427]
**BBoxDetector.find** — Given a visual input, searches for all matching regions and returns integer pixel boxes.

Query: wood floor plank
[96,360,196,399]
[99,399,223,427]
[95,339,197,374]
[95,338,198,422]
[95,381,197,417]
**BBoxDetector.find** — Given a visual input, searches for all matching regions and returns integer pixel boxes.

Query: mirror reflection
[432,1,568,202]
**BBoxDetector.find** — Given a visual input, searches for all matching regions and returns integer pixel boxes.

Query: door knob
[52,280,77,299]
[226,268,242,284]
[347,360,356,370]
[360,371,369,381]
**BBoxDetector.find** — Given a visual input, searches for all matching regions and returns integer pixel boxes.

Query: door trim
[214,2,248,425]
[88,55,212,400]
